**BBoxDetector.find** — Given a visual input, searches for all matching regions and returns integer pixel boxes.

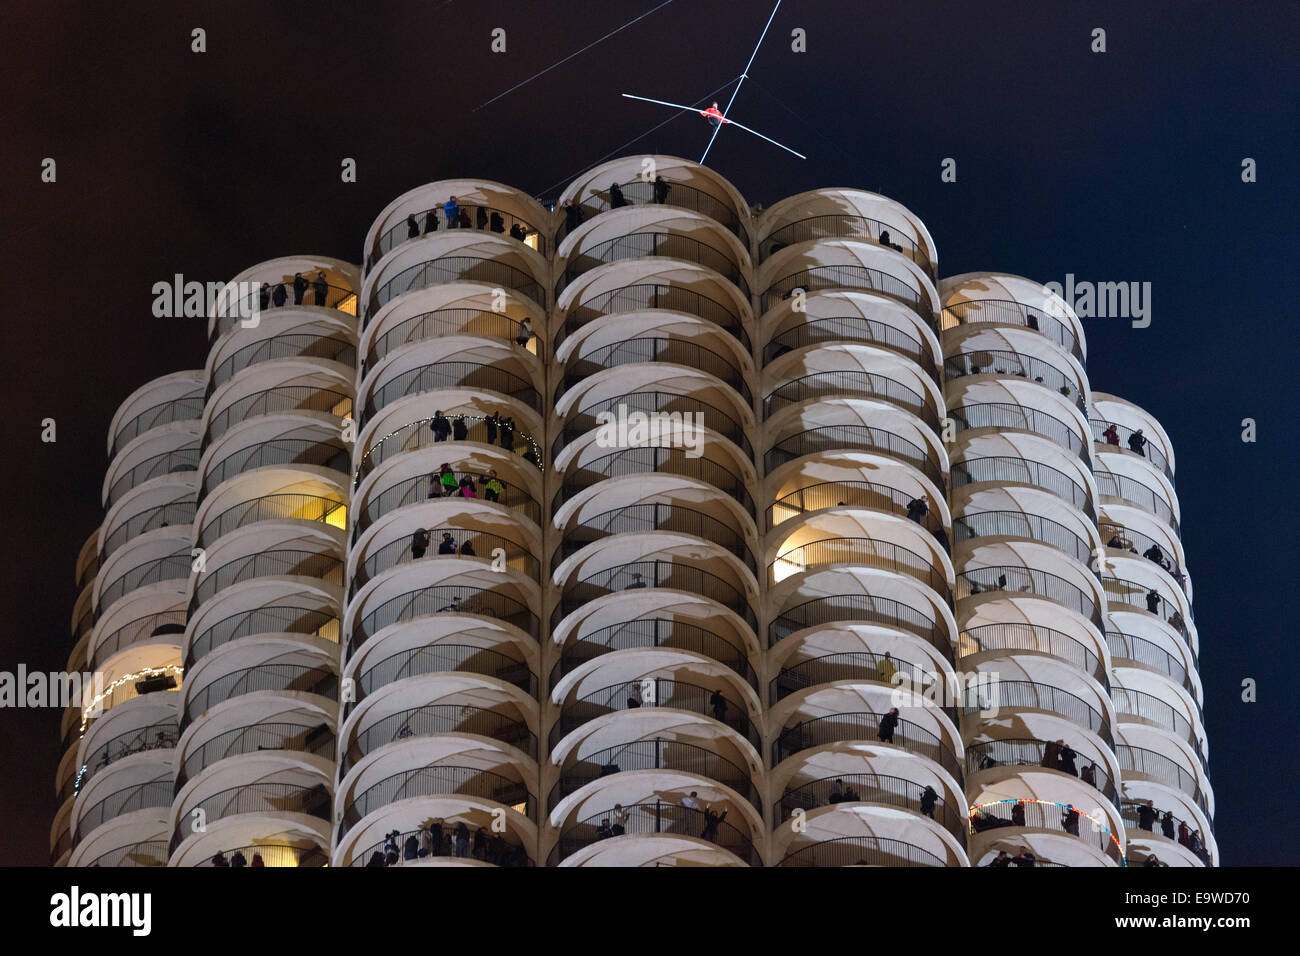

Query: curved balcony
[953,455,1094,520]
[960,622,1107,686]
[1095,468,1179,535]
[557,231,749,297]
[773,772,965,847]
[371,203,546,270]
[210,333,356,393]
[559,281,749,351]
[187,604,338,669]
[554,389,753,459]
[942,298,1083,364]
[951,402,1088,463]
[201,437,350,496]
[364,360,540,420]
[765,424,944,488]
[346,824,533,867]
[957,565,1102,629]
[965,738,1117,804]
[764,369,939,430]
[762,262,932,329]
[191,549,343,612]
[356,644,538,704]
[1120,800,1213,866]
[550,678,759,751]
[969,798,1122,864]
[1091,418,1173,483]
[177,721,336,788]
[356,416,544,486]
[774,711,961,780]
[194,842,329,867]
[555,445,755,517]
[170,781,332,853]
[212,280,359,342]
[100,498,196,561]
[367,304,541,363]
[356,526,539,593]
[554,559,757,635]
[763,311,939,385]
[770,649,940,705]
[112,393,206,457]
[1118,744,1211,820]
[84,840,169,868]
[1113,685,1205,764]
[555,503,755,576]
[75,777,172,845]
[356,466,541,538]
[96,552,190,617]
[945,349,1085,411]
[1108,628,1195,696]
[762,213,934,276]
[197,492,346,549]
[955,511,1095,568]
[338,764,537,838]
[183,663,337,726]
[965,679,1113,746]
[556,336,751,405]
[341,703,536,776]
[771,592,950,659]
[205,385,352,446]
[771,533,949,596]
[1100,520,1186,592]
[767,478,948,550]
[778,835,946,867]
[350,583,539,657]
[549,800,761,867]
[549,738,761,813]
[106,447,200,507]
[1103,575,1190,637]
[372,256,545,315]
[557,175,749,247]
[76,720,178,797]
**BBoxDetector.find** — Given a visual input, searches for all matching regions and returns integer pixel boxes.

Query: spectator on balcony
[1041,739,1061,769]
[1168,609,1186,632]
[292,272,308,305]
[211,851,229,867]
[515,317,533,347]
[439,463,459,496]
[1146,588,1162,613]
[458,476,478,498]
[1107,533,1126,549]
[522,445,540,466]
[843,783,860,801]
[595,818,614,840]
[271,282,287,307]
[1081,763,1097,787]
[419,824,434,858]
[250,853,264,867]
[878,707,900,743]
[490,211,505,233]
[682,791,702,812]
[476,206,489,229]
[563,198,583,232]
[701,806,728,843]
[459,538,476,556]
[411,528,430,559]
[877,652,898,685]
[1177,821,1191,847]
[987,850,1012,867]
[1127,428,1148,456]
[425,209,438,233]
[612,803,629,835]
[485,411,499,445]
[1012,801,1026,827]
[480,469,504,503]
[1058,741,1078,776]
[653,175,670,204]
[459,207,471,228]
[920,785,938,819]
[1144,543,1171,570]
[829,779,845,804]
[438,532,457,555]
[1137,801,1157,831]
[906,497,929,523]
[510,222,527,241]
[609,182,627,208]
[404,833,420,861]
[430,820,446,856]
[499,417,515,450]
[366,850,385,867]
[473,826,489,860]
[1102,423,1120,445]
[452,415,469,441]
[1012,850,1036,867]
[444,196,460,228]
[383,831,400,866]
[431,411,452,442]
[1143,853,1166,868]
[626,694,640,708]
[1062,805,1080,836]
[709,688,727,723]
[313,270,329,306]
[455,821,470,858]
[1161,811,1175,840]
[259,283,270,312]
[407,213,420,239]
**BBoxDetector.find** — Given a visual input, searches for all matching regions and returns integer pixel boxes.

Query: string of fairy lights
[969,797,1128,866]
[351,413,544,489]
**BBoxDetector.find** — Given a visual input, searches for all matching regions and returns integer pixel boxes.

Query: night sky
[2,0,1295,865]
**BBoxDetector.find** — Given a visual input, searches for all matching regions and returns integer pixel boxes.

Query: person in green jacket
[480,469,504,503]
[438,463,459,497]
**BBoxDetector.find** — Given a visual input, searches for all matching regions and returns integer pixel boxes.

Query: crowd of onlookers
[365,822,528,867]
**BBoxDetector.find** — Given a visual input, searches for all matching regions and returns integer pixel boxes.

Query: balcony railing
[107,447,200,506]
[1091,418,1173,483]
[777,835,947,867]
[171,781,331,852]
[554,445,754,516]
[554,559,757,633]
[955,510,1095,568]
[356,468,541,539]
[212,281,359,342]
[183,664,337,726]
[559,282,748,351]
[963,679,1112,746]
[100,498,196,560]
[951,402,1088,462]
[338,765,536,836]
[970,798,1121,863]
[85,840,168,867]
[762,265,931,329]
[75,778,172,845]
[342,703,536,775]
[554,502,755,575]
[763,314,938,382]
[194,842,328,867]
[366,306,539,359]
[944,349,1086,411]
[1095,469,1179,535]
[1102,575,1190,637]
[764,424,944,487]
[1117,744,1211,822]
[769,650,939,706]
[176,721,335,788]
[209,334,357,393]
[763,369,937,428]
[1120,800,1212,865]
[548,738,761,812]
[952,456,1094,520]
[348,825,532,867]
[942,298,1082,364]
[112,394,205,456]
[355,645,537,705]
[773,772,965,847]
[960,622,1107,687]
[966,737,1117,804]
[556,336,751,405]
[96,552,192,616]
[192,549,343,612]
[356,417,543,485]
[555,389,753,459]
[1112,686,1206,768]
[549,678,759,750]
[773,535,948,596]
[548,799,762,866]
[957,565,1102,628]
[187,604,338,669]
[1107,629,1195,695]
[549,618,756,694]
[350,584,540,656]
[354,527,539,594]
[1100,522,1186,593]
[364,361,539,420]
[556,177,748,246]
[370,203,546,271]
[197,493,345,549]
[371,257,544,315]
[773,711,962,780]
[769,593,951,660]
[767,478,947,546]
[557,231,748,297]
[205,385,352,445]
[77,720,178,796]
[202,438,350,496]
[761,213,934,276]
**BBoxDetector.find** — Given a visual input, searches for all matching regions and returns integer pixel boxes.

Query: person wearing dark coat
[259,283,270,312]
[1012,801,1026,826]
[877,707,899,743]
[490,211,505,233]
[485,411,499,445]
[1146,588,1162,613]
[1137,802,1157,831]
[438,532,457,555]
[366,850,385,867]
[920,785,938,819]
[1058,742,1078,776]
[1161,811,1175,839]
[452,415,468,441]
[230,851,247,868]
[271,283,287,307]
[609,182,626,208]
[454,822,470,857]
[653,176,670,204]
[404,834,420,860]
[313,270,329,306]
[407,213,420,239]
[499,417,515,450]
[563,199,583,233]
[411,528,429,559]
[700,807,727,843]
[211,851,229,867]
[292,272,308,305]
[476,206,488,229]
[510,222,526,241]
[431,411,451,442]
[473,827,488,859]
[425,209,438,233]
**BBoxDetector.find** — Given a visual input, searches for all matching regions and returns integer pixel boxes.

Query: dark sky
[2,0,1295,865]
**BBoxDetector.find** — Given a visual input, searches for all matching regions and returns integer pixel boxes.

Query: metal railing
[187,605,338,669]
[367,306,540,359]
[194,842,328,867]
[970,798,1121,863]
[777,835,946,867]
[176,721,335,788]
[209,334,356,392]
[957,564,1102,627]
[769,650,940,706]
[556,178,748,246]
[96,553,192,616]
[769,593,951,660]
[339,765,536,835]
[100,499,196,560]
[107,447,200,506]
[197,493,345,548]
[1120,800,1212,865]
[549,618,756,693]
[1107,629,1195,695]
[550,678,758,750]
[356,468,540,538]
[762,264,931,328]
[767,478,947,545]
[1099,522,1185,591]
[343,704,536,775]
[85,840,168,867]
[964,679,1112,746]
[365,360,539,419]
[371,203,546,269]
[112,394,206,456]
[205,385,352,444]
[554,502,755,575]
[764,424,944,487]
[93,610,187,670]
[763,314,938,382]
[350,584,539,656]
[548,799,761,866]
[955,510,1095,567]
[355,645,537,704]
[202,439,350,495]
[773,772,965,846]
[773,711,961,780]
[183,664,337,726]
[1094,469,1179,535]
[555,389,752,459]
[771,535,948,595]
[944,349,1086,411]
[372,257,544,315]
[347,825,532,867]
[75,778,172,845]
[560,282,748,351]
[1112,686,1206,767]
[1117,745,1211,821]
[556,336,750,405]
[192,549,342,611]
[212,282,358,341]
[1102,575,1190,637]
[554,445,754,516]
[960,622,1107,687]
[951,402,1088,462]
[953,455,1094,519]
[171,781,331,852]
[356,417,543,484]
[763,369,937,427]
[942,298,1082,363]
[966,737,1117,803]
[554,559,757,633]
[1090,419,1173,482]
[77,721,178,795]
[558,231,748,296]
[761,213,934,276]
[355,527,539,593]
